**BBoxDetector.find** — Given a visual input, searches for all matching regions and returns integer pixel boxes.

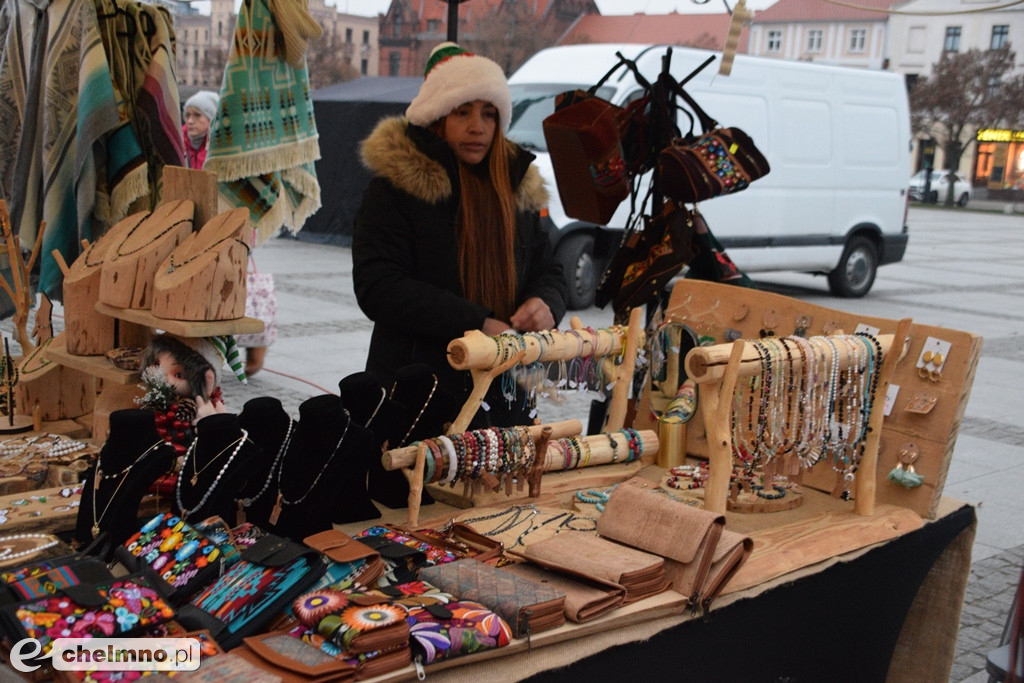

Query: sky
[192,0,779,16]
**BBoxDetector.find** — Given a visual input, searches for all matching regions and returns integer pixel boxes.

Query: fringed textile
[205,0,321,247]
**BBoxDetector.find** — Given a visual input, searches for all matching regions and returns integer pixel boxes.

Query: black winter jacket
[352,117,567,403]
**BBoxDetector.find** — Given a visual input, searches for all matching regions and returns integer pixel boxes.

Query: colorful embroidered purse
[176,533,326,649]
[1,575,175,655]
[0,554,113,606]
[117,512,227,604]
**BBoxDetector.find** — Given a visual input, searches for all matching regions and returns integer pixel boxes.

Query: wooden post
[404,442,428,526]
[854,318,912,516]
[529,426,553,497]
[447,347,526,435]
[695,340,746,514]
[605,306,644,432]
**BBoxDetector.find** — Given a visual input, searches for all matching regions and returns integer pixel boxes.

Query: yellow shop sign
[976,128,1024,142]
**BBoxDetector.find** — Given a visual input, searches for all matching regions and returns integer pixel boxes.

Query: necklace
[91,440,168,538]
[116,217,192,258]
[269,411,351,525]
[189,433,248,486]
[0,534,60,564]
[175,429,249,521]
[85,212,149,267]
[364,388,387,427]
[392,375,438,447]
[237,419,294,509]
[166,236,250,273]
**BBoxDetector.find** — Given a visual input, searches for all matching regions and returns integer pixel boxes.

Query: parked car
[909,170,971,206]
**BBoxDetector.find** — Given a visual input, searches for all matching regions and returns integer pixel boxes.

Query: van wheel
[958,193,969,207]
[828,236,877,298]
[556,234,597,310]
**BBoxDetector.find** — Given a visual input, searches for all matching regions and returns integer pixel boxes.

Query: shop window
[345,28,352,43]
[991,25,1009,50]
[767,30,782,53]
[363,31,370,45]
[849,28,866,53]
[807,29,823,53]
[944,26,961,52]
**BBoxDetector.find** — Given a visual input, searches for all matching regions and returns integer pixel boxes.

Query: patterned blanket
[205,0,321,247]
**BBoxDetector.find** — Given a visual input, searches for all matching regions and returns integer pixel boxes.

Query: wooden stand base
[427,461,643,510]
[728,488,803,513]
[0,416,34,434]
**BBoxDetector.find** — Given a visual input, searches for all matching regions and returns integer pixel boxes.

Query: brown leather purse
[597,480,752,611]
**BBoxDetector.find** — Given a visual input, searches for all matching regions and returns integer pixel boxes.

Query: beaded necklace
[116,217,192,258]
[92,439,169,538]
[269,412,351,525]
[84,213,149,267]
[165,236,250,273]
[175,429,249,521]
[364,389,387,427]
[236,419,294,511]
[0,534,60,564]
[190,433,248,486]
[392,375,437,447]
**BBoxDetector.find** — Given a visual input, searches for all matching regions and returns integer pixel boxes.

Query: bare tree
[201,47,228,89]
[306,33,361,90]
[464,3,561,75]
[910,46,1024,205]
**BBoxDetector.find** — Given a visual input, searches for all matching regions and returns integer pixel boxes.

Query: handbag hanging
[657,85,770,205]
[236,254,278,349]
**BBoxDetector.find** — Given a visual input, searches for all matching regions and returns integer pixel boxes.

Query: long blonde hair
[433,120,518,321]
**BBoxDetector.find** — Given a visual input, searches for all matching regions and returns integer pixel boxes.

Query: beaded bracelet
[423,440,439,484]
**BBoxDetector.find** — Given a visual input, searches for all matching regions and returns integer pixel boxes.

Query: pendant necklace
[91,439,169,538]
[175,429,249,521]
[269,411,350,525]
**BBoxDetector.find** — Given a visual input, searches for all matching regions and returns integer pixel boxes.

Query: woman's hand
[482,317,512,336]
[510,297,555,332]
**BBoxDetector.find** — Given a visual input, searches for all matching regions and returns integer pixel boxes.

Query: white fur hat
[406,43,512,133]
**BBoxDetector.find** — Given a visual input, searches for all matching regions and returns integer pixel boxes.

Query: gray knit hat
[184,90,219,123]
[406,43,512,133]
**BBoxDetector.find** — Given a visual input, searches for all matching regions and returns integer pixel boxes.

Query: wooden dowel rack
[542,429,658,471]
[447,326,628,371]
[685,333,898,384]
[688,324,911,515]
[382,419,583,471]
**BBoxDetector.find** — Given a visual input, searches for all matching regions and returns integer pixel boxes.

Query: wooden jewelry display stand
[384,308,654,524]
[683,327,908,515]
[45,168,263,440]
[641,279,981,518]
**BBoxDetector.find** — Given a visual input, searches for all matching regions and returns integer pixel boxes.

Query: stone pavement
[1,203,1020,681]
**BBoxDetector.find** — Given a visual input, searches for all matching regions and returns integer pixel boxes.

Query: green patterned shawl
[204,0,321,247]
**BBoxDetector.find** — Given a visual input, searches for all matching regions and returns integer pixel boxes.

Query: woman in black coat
[352,42,567,426]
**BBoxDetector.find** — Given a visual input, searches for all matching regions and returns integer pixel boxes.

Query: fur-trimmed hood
[360,116,547,212]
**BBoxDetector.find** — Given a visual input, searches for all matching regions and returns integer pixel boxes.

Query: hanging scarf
[0,0,127,297]
[205,0,321,246]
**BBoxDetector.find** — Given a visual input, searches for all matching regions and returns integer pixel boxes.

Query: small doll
[137,334,229,455]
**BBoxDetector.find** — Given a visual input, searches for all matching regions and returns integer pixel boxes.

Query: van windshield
[507,83,616,152]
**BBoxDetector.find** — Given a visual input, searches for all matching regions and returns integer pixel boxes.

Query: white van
[507,44,911,307]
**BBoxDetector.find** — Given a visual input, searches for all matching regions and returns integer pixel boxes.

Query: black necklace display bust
[237,396,294,528]
[173,413,259,525]
[268,394,375,540]
[75,409,176,552]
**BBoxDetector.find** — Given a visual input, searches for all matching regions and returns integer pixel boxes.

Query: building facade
[887,0,1024,191]
[747,0,893,69]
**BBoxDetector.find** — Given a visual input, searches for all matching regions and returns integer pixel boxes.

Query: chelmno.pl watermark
[6,637,201,673]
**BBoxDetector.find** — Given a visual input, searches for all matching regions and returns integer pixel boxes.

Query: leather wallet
[501,561,624,622]
[303,530,385,587]
[597,481,752,610]
[419,558,565,638]
[233,631,356,682]
[514,532,669,604]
